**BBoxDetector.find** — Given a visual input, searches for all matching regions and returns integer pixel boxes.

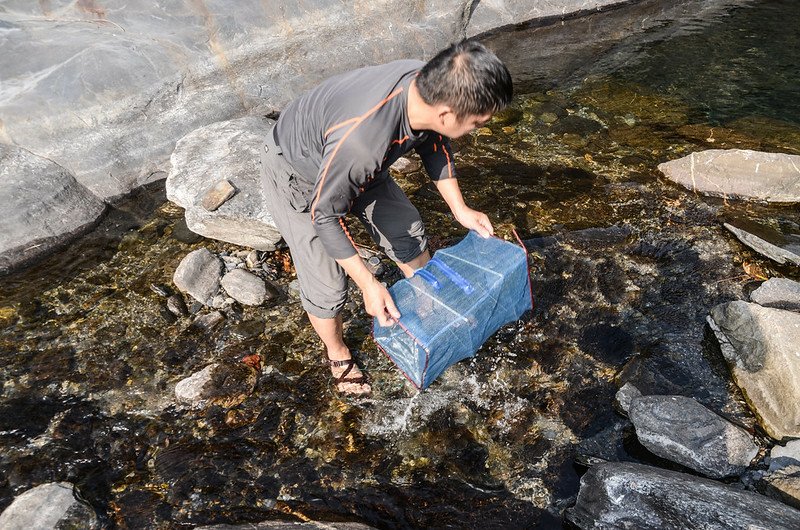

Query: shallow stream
[1,0,799,528]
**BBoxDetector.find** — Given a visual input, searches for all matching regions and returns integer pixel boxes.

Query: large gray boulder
[566,462,800,529]
[621,390,758,478]
[708,301,800,440]
[0,0,632,272]
[658,149,800,203]
[0,144,106,273]
[166,117,281,250]
[0,482,97,530]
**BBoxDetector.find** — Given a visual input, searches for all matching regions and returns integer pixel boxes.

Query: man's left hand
[453,205,494,238]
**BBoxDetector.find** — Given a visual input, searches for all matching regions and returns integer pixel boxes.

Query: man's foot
[327,358,371,396]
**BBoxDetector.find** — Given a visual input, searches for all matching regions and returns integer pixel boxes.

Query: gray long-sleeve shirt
[274,59,457,260]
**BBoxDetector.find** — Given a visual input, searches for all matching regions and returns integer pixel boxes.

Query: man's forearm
[434,177,467,215]
[336,253,378,292]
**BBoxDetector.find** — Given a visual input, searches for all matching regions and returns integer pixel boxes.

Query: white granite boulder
[167,117,281,250]
[658,149,800,203]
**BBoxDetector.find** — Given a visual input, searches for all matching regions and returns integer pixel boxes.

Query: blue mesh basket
[373,231,533,390]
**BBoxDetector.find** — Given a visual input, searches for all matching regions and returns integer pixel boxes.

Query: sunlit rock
[751,278,800,311]
[167,117,281,250]
[626,393,758,478]
[658,149,800,203]
[0,145,106,274]
[724,222,800,266]
[0,482,96,530]
[173,248,224,305]
[221,269,268,306]
[566,462,800,530]
[614,382,642,414]
[762,440,800,509]
[708,301,800,440]
[175,362,257,409]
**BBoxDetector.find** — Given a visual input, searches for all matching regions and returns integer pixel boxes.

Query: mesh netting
[373,231,532,390]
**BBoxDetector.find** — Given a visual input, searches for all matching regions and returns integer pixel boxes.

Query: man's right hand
[363,280,401,327]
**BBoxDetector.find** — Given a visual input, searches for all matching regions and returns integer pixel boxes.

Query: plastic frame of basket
[413,268,441,290]
[371,317,430,391]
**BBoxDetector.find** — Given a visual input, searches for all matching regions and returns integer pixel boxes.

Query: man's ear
[436,105,455,125]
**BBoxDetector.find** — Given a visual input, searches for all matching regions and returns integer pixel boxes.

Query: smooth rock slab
[220,269,268,306]
[0,482,97,530]
[724,223,800,266]
[658,149,800,203]
[167,116,281,250]
[175,362,257,409]
[173,248,224,305]
[0,144,106,273]
[566,461,800,530]
[708,301,800,440]
[751,278,800,311]
[626,393,758,478]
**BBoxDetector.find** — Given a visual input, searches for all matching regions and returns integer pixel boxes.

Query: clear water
[1,1,799,527]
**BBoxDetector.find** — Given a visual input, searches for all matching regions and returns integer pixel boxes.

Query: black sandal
[326,358,370,395]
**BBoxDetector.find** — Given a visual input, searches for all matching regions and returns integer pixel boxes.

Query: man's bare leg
[396,249,431,279]
[307,312,370,395]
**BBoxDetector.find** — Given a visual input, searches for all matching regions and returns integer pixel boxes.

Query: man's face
[438,111,493,139]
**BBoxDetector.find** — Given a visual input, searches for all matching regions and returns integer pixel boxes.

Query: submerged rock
[625,391,758,478]
[0,482,97,530]
[173,248,224,305]
[196,522,375,529]
[750,278,800,311]
[708,301,800,440]
[167,117,281,250]
[0,144,106,274]
[658,149,800,203]
[191,311,226,331]
[567,461,800,529]
[174,362,257,409]
[220,269,268,306]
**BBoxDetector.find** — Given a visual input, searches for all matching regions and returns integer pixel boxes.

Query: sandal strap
[327,358,355,368]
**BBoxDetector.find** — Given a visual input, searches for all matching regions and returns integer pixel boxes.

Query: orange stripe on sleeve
[311,87,404,221]
[339,217,358,252]
[441,142,453,179]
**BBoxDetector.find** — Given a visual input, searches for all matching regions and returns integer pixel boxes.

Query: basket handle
[414,268,441,290]
[428,257,474,294]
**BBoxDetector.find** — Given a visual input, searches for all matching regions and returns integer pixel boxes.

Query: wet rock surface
[708,301,800,440]
[567,462,800,530]
[0,144,107,274]
[658,149,800,203]
[622,389,758,478]
[0,482,97,530]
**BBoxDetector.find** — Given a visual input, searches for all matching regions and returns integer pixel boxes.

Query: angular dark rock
[751,278,800,311]
[566,461,800,529]
[626,394,758,478]
[708,301,800,440]
[724,223,800,266]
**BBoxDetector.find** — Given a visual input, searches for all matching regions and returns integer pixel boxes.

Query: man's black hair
[416,40,513,119]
